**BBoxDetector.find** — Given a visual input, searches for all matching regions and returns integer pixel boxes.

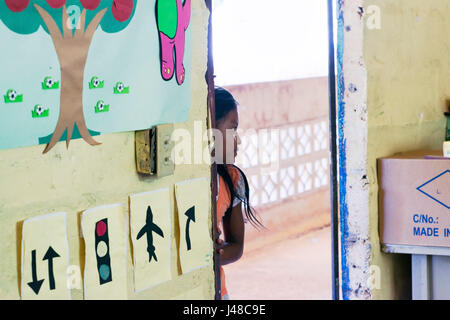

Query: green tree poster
[0,0,191,153]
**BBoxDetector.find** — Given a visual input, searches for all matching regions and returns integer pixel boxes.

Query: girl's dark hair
[214,86,239,124]
[214,86,264,229]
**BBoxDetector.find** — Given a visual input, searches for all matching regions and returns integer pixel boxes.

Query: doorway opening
[212,0,338,299]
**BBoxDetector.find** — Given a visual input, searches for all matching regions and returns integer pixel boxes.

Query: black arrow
[185,206,195,251]
[27,250,44,295]
[43,246,60,290]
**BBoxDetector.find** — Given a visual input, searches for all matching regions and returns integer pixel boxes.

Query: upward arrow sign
[43,246,60,291]
[185,206,196,251]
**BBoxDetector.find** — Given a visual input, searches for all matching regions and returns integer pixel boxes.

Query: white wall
[212,0,331,85]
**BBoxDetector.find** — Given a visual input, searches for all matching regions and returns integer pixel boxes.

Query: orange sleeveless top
[216,165,244,298]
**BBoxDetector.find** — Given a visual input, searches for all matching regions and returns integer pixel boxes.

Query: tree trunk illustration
[34,5,106,153]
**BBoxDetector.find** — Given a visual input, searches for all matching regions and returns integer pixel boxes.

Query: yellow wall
[0,0,214,300]
[364,0,449,299]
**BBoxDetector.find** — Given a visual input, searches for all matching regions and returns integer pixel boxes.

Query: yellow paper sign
[81,204,128,300]
[21,212,70,300]
[175,178,213,274]
[130,188,172,293]
[170,285,205,300]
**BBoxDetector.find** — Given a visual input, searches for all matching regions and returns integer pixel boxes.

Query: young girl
[213,87,263,300]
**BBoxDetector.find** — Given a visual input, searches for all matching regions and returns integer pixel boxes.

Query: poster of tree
[0,0,191,152]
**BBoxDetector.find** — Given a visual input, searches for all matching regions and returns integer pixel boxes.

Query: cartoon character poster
[0,0,191,152]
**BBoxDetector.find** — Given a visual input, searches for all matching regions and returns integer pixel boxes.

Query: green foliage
[31,104,49,118]
[95,100,109,113]
[3,89,23,103]
[42,76,59,90]
[113,81,129,94]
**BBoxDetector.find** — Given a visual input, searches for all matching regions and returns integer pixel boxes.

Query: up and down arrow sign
[27,246,61,295]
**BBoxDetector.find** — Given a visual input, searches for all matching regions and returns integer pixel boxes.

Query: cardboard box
[378,150,450,249]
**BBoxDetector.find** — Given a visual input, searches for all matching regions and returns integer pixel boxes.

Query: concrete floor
[223,226,332,300]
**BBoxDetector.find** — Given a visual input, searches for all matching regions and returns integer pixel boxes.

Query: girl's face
[216,108,241,164]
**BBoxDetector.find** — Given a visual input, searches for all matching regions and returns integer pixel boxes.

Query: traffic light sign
[95,218,112,285]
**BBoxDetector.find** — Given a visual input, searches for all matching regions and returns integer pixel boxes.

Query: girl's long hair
[215,87,264,229]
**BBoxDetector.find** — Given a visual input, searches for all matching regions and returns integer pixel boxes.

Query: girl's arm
[217,202,245,265]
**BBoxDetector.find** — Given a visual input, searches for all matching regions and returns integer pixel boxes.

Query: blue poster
[0,0,191,152]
